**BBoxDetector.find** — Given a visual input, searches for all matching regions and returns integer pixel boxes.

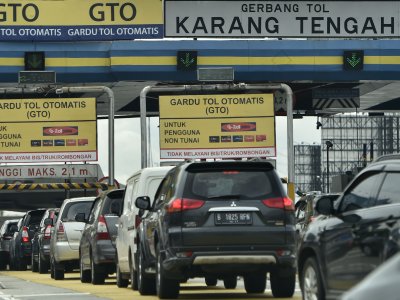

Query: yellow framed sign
[0,98,97,163]
[159,94,276,159]
[0,0,163,41]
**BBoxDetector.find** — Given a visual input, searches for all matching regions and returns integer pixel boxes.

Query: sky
[97,116,321,185]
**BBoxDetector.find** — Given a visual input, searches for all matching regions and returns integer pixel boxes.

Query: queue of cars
[0,156,399,300]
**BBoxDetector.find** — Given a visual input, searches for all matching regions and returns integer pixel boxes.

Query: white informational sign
[164,1,400,38]
[0,164,101,180]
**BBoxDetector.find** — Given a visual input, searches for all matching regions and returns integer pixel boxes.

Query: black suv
[135,161,296,299]
[9,209,46,270]
[298,159,400,300]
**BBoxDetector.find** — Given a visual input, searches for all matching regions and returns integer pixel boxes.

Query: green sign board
[25,52,45,71]
[343,50,364,71]
[177,51,197,71]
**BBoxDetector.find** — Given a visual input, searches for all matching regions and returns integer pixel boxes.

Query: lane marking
[0,293,90,298]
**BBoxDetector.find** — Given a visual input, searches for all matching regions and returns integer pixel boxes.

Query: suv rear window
[26,211,46,226]
[62,201,93,222]
[185,170,279,199]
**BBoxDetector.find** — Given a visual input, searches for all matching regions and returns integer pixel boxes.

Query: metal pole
[327,147,330,193]
[56,86,115,186]
[139,83,295,200]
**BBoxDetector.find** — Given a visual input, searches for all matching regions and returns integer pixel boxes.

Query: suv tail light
[96,215,111,240]
[21,226,29,243]
[56,222,67,242]
[262,197,294,211]
[166,198,205,213]
[44,225,52,239]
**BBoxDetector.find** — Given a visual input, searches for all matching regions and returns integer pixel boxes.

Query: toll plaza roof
[1,39,400,116]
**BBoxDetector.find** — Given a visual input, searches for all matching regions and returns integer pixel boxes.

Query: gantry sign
[0,0,162,41]
[165,0,400,38]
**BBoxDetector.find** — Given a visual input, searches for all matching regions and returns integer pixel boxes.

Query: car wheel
[205,276,218,286]
[156,244,179,299]
[8,254,15,271]
[301,257,325,300]
[17,259,27,271]
[137,247,156,295]
[0,255,6,271]
[38,254,48,274]
[116,262,129,288]
[53,261,65,280]
[80,254,91,283]
[130,256,138,291]
[90,254,106,285]
[31,254,38,272]
[223,276,237,289]
[50,258,54,278]
[270,267,296,298]
[244,272,266,293]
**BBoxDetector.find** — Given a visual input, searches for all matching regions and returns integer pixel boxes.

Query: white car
[50,196,95,280]
[115,166,173,290]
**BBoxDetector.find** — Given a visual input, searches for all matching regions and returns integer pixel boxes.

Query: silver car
[50,196,95,280]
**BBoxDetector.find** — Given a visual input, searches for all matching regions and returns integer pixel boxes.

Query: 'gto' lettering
[0,3,39,22]
[89,2,136,22]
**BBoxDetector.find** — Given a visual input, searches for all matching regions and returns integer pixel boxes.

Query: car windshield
[186,170,278,199]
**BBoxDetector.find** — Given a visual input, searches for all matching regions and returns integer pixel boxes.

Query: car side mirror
[315,196,334,215]
[75,213,86,223]
[135,196,151,210]
[43,218,53,226]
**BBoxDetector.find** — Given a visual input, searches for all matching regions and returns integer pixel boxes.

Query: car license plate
[215,212,252,225]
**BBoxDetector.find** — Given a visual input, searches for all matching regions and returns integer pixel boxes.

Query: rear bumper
[93,241,117,264]
[21,243,32,257]
[40,244,51,257]
[162,249,296,280]
[53,242,79,262]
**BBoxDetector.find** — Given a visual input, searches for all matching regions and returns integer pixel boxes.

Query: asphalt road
[0,271,302,300]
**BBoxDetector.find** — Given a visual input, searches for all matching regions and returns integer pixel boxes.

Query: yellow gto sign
[0,0,162,41]
[0,98,97,163]
[159,94,276,159]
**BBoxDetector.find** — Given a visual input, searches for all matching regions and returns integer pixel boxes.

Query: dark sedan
[31,208,59,273]
[78,189,123,284]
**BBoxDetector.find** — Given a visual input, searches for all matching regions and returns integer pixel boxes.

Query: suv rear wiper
[207,194,242,199]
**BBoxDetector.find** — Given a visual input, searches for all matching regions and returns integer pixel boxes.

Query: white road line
[0,293,90,298]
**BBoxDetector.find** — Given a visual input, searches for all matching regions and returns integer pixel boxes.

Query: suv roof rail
[373,153,400,163]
